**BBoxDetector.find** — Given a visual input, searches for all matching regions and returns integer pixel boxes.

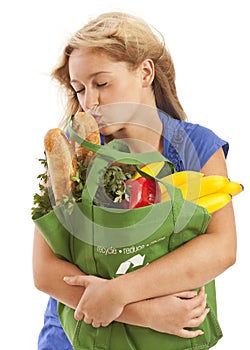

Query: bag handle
[68,114,183,208]
[69,115,200,237]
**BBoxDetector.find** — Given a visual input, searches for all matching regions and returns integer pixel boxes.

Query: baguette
[44,128,77,206]
[70,112,100,165]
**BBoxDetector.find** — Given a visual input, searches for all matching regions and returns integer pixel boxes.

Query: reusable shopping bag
[33,118,223,350]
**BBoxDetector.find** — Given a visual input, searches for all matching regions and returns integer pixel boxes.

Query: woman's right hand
[144,286,209,338]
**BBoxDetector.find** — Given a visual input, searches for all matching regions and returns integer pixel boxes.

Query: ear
[140,59,155,87]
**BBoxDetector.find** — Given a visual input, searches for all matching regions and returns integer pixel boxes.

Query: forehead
[69,48,115,70]
[68,48,128,81]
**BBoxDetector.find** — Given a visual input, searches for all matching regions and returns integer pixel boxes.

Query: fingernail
[63,276,72,282]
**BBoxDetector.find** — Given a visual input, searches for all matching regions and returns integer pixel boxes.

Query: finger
[197,286,206,299]
[191,292,208,318]
[83,316,93,324]
[63,275,88,286]
[92,320,102,328]
[91,320,110,328]
[175,287,205,299]
[100,320,111,327]
[85,318,110,328]
[175,290,198,299]
[74,307,85,321]
[178,328,204,339]
[189,289,207,310]
[199,286,205,293]
[188,308,210,328]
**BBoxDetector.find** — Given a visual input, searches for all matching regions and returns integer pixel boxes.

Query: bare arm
[33,228,207,337]
[33,227,85,308]
[65,148,237,325]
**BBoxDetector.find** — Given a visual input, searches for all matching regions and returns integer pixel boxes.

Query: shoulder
[159,112,229,171]
[184,121,229,170]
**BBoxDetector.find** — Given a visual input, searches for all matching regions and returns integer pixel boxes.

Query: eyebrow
[70,71,111,83]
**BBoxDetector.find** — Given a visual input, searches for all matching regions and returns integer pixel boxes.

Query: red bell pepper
[124,177,161,209]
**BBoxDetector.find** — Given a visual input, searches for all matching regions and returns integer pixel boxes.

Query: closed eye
[76,87,85,94]
[75,82,107,94]
[97,82,107,87]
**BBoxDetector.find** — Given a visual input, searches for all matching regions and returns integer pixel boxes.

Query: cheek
[120,78,143,101]
[111,85,140,104]
[99,102,140,127]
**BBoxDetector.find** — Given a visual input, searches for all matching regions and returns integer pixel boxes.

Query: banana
[159,172,242,215]
[178,175,230,201]
[132,161,165,180]
[220,181,244,196]
[195,193,232,214]
[159,170,204,193]
[160,175,230,202]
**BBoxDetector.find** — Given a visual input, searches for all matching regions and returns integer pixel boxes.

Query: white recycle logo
[115,254,145,275]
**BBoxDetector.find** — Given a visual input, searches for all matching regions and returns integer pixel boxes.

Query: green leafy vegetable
[94,165,135,207]
[31,157,135,217]
[31,158,53,219]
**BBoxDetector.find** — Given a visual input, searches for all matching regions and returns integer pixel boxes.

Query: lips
[92,114,102,124]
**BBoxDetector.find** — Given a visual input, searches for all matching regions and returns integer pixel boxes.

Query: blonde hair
[52,12,187,128]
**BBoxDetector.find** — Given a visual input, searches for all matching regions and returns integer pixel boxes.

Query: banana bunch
[160,171,244,213]
[132,162,243,214]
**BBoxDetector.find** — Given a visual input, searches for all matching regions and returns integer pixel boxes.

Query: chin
[99,124,125,137]
[103,135,115,144]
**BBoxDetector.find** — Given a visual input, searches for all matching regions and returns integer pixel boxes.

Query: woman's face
[68,48,156,138]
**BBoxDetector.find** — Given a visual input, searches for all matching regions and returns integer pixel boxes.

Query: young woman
[33,12,236,350]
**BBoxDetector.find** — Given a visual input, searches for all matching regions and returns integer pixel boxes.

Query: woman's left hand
[64,275,125,328]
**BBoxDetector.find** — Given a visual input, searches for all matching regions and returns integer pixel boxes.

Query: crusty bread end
[44,128,77,205]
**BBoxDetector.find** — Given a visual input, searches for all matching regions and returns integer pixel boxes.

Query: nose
[82,88,99,112]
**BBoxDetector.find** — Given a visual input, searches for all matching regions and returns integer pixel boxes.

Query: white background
[0,0,248,349]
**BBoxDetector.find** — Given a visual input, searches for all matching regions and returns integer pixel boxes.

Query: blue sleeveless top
[159,112,228,171]
[38,113,228,349]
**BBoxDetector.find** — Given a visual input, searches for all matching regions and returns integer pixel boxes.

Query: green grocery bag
[33,119,223,350]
